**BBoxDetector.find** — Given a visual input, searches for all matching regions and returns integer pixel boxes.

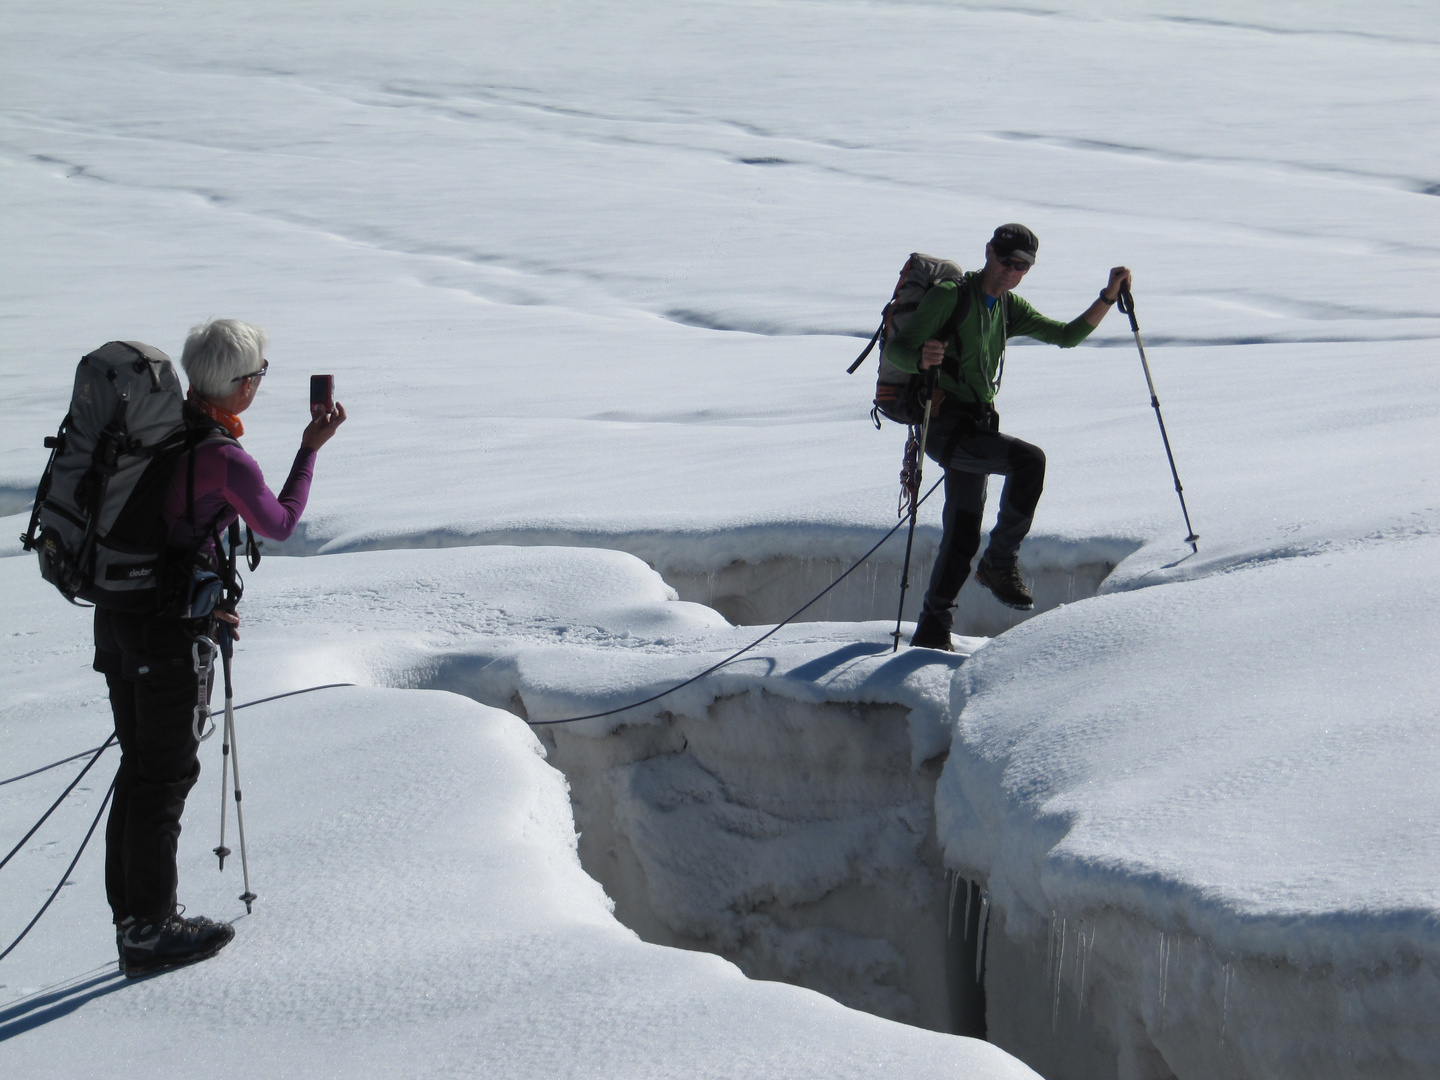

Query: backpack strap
[180,412,258,584]
[943,273,1011,405]
[941,276,984,402]
[847,319,885,375]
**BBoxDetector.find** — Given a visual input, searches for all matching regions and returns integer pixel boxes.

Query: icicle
[947,872,961,938]
[964,882,974,941]
[1220,962,1232,1047]
[1076,927,1092,1022]
[1052,918,1067,1033]
[975,892,991,983]
[1157,932,1170,1028]
[1046,911,1058,983]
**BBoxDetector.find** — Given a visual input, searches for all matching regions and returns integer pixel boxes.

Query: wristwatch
[1098,290,1117,305]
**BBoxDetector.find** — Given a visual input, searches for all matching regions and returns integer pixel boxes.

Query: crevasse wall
[277,523,1132,636]
[535,689,957,1031]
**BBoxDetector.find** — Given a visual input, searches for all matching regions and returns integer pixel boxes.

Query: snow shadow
[0,968,128,1041]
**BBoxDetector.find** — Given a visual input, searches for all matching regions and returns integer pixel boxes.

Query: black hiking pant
[94,608,214,925]
[920,410,1046,625]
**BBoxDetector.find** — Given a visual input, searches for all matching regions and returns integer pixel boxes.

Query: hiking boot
[115,916,135,975]
[975,560,1034,610]
[120,908,234,977]
[909,611,954,651]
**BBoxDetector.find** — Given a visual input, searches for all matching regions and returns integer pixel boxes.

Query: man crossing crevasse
[882,224,1131,650]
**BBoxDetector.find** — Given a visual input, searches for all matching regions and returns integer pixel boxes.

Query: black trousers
[94,608,214,925]
[920,412,1046,621]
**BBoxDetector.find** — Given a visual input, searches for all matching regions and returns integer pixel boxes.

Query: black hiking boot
[115,916,135,975]
[909,611,954,651]
[120,908,234,977]
[975,560,1034,611]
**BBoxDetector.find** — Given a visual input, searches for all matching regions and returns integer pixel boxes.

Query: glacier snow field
[2,3,1438,1079]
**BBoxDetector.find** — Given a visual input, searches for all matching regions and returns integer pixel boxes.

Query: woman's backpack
[20,341,226,611]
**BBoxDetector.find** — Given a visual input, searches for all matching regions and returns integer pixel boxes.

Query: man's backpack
[20,341,231,612]
[851,252,1015,427]
[848,253,966,425]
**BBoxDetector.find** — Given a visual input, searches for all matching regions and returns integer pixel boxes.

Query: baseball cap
[991,223,1039,266]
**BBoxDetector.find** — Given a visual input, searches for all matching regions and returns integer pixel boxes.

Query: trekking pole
[199,634,231,870]
[1117,288,1199,553]
[892,368,939,652]
[217,624,257,913]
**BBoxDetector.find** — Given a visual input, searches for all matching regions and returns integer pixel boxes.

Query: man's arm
[1008,266,1135,347]
[1080,266,1133,328]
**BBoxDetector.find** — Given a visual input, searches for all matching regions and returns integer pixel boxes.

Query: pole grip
[1117,288,1139,333]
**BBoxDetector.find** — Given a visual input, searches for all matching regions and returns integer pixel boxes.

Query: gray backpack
[849,253,965,424]
[21,341,226,611]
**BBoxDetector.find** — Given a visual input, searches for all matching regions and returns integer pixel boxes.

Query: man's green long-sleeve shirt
[883,272,1095,404]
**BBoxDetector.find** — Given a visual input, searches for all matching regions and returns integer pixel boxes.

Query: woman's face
[236,361,267,417]
[220,357,267,414]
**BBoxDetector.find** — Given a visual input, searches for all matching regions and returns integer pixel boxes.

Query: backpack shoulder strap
[938,273,976,344]
[180,411,239,526]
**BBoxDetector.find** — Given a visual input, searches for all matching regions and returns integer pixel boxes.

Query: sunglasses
[999,257,1032,273]
[231,358,269,384]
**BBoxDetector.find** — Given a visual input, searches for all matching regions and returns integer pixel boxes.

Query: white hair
[181,319,267,399]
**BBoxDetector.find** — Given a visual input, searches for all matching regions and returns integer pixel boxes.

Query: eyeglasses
[231,358,269,384]
[999,258,1032,273]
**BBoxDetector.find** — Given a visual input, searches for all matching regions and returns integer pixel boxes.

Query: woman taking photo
[97,318,346,977]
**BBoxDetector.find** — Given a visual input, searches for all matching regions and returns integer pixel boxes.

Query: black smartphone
[310,375,334,419]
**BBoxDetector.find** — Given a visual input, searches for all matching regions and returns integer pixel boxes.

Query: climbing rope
[0,681,356,964]
[525,478,943,726]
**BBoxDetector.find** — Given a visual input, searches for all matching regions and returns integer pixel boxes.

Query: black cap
[991,223,1038,266]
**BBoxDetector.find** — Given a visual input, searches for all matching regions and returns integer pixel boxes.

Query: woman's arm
[221,445,315,541]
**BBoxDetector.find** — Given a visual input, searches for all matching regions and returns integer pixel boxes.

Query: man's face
[985,242,1032,295]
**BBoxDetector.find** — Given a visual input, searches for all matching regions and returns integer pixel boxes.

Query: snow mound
[937,533,1440,1078]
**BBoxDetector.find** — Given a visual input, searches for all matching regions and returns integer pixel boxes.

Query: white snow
[0,557,1033,1078]
[3,1,1439,1078]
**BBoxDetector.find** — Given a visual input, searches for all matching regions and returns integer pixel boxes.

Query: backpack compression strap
[847,319,885,375]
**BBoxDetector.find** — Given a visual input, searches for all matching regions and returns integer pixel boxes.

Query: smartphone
[310,375,334,420]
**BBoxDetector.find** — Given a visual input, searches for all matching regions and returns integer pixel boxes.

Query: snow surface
[0,558,1030,1079]
[3,1,1440,1078]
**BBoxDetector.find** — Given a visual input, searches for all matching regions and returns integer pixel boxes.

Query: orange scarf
[188,389,244,438]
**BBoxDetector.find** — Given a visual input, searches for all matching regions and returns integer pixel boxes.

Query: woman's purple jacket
[163,441,316,558]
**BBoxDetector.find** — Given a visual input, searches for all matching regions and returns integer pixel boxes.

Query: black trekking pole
[217,624,257,913]
[892,368,939,652]
[1117,288,1199,553]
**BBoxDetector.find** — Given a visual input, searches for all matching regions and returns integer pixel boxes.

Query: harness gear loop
[191,634,218,742]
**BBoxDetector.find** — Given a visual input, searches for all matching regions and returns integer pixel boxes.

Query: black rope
[0,680,357,965]
[0,683,358,787]
[526,478,944,727]
[0,743,112,787]
[234,683,355,712]
[0,736,116,872]
[1,500,952,956]
[0,778,115,962]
